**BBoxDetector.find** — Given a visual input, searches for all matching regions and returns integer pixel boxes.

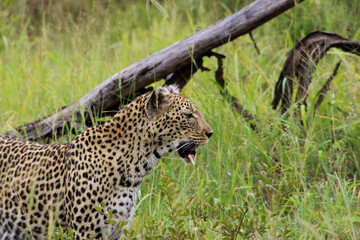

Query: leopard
[0,85,213,239]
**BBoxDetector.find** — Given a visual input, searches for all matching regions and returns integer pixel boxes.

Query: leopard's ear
[145,86,174,119]
[167,84,180,94]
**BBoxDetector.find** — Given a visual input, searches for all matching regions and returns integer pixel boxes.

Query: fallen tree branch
[272,31,360,114]
[10,0,305,140]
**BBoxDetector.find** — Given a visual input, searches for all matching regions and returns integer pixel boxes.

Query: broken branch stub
[206,51,257,131]
[272,31,360,114]
[164,55,206,90]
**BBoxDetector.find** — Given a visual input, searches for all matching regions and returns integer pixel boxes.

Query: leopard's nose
[205,131,213,138]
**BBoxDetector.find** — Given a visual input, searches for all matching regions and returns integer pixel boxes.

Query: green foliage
[1,0,359,239]
[159,172,192,239]
[140,172,192,239]
[93,203,136,239]
[139,169,299,239]
[52,226,74,240]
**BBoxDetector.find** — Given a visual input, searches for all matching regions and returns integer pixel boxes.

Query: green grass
[1,0,359,239]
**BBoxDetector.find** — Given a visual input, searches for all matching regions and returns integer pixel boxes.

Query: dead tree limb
[11,0,305,140]
[272,31,360,114]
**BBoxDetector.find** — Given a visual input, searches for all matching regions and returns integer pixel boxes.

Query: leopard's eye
[184,113,194,118]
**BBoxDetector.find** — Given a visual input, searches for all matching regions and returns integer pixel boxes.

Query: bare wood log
[11,0,305,140]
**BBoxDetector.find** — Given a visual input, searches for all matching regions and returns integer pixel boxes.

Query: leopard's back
[0,134,69,239]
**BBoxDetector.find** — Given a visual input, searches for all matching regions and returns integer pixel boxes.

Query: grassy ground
[1,0,359,239]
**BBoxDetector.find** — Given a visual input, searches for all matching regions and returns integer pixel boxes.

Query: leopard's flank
[0,86,213,239]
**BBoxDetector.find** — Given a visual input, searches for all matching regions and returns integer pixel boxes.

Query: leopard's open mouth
[177,141,198,165]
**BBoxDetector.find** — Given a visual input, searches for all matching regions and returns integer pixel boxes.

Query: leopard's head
[145,85,213,164]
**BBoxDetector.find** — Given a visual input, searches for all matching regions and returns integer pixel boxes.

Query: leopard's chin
[177,141,198,165]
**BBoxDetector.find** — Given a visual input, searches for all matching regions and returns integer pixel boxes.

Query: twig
[206,51,258,131]
[313,61,341,117]
[234,207,250,239]
[249,32,260,55]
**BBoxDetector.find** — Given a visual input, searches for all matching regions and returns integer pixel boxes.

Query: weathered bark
[11,0,305,140]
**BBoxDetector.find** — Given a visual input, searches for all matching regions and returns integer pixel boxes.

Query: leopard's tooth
[188,154,195,165]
